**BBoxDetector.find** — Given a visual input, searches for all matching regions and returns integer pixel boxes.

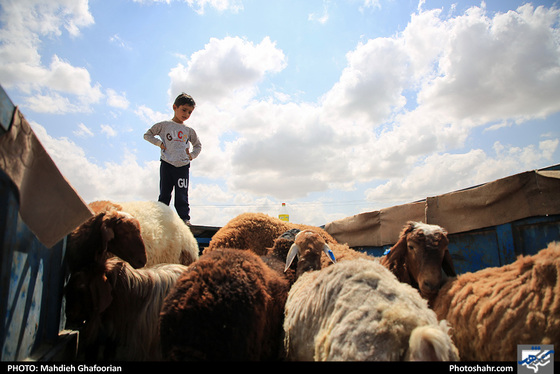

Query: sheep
[65,209,148,273]
[158,229,337,361]
[431,241,560,361]
[64,256,188,361]
[159,248,290,361]
[207,212,371,268]
[88,200,199,267]
[380,221,456,301]
[283,258,460,361]
[284,229,337,277]
[205,212,338,256]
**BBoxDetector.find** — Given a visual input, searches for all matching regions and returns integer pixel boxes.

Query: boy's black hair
[174,93,196,107]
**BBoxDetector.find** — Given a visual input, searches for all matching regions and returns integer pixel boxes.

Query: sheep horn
[323,244,336,264]
[285,243,300,272]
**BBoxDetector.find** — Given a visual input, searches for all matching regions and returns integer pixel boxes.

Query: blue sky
[1,0,559,227]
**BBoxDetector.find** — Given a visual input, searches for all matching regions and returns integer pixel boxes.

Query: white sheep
[89,200,199,267]
[64,257,188,361]
[283,258,459,361]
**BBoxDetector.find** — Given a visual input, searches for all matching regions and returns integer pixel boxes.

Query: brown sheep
[66,209,147,272]
[205,212,338,255]
[65,257,187,361]
[159,229,337,361]
[380,221,456,301]
[432,241,560,361]
[207,213,372,269]
[159,248,290,361]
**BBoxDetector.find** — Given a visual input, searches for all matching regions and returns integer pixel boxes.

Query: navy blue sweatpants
[158,160,190,221]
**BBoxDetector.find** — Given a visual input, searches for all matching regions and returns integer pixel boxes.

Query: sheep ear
[285,243,300,272]
[381,234,407,269]
[442,250,456,277]
[323,244,336,264]
[97,216,115,263]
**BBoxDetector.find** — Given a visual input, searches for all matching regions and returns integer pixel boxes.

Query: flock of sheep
[63,200,560,361]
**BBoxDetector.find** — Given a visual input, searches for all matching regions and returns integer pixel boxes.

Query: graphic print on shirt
[166,130,188,142]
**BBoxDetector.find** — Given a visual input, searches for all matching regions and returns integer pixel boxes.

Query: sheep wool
[159,248,290,361]
[284,258,459,361]
[205,212,338,256]
[89,200,199,267]
[207,213,371,268]
[64,258,189,361]
[432,241,560,361]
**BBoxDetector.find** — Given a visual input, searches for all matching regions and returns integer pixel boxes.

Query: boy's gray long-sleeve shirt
[144,120,202,167]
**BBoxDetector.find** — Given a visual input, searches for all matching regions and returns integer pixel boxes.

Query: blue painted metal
[447,228,504,274]
[190,225,220,254]
[0,170,69,361]
[0,86,73,361]
[511,215,560,256]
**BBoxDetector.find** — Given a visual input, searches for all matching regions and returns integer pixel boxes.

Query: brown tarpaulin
[0,107,93,248]
[325,168,560,248]
[324,201,425,247]
[426,169,560,235]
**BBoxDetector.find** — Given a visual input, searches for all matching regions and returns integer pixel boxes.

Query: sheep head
[381,221,456,300]
[67,210,147,271]
[102,210,147,269]
[284,230,336,276]
[64,262,114,331]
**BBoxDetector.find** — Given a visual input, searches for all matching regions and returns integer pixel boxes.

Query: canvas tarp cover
[324,201,426,248]
[324,168,560,248]
[0,107,93,248]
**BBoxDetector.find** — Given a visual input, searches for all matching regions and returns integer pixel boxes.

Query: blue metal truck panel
[0,170,71,361]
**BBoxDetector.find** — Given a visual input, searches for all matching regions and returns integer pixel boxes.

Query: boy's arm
[144,124,165,149]
[188,130,202,160]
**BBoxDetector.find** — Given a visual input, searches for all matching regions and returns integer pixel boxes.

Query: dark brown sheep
[159,248,291,361]
[66,209,147,272]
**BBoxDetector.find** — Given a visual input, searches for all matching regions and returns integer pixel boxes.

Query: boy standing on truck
[144,93,202,225]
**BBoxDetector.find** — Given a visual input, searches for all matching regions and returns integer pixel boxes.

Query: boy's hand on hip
[160,143,166,151]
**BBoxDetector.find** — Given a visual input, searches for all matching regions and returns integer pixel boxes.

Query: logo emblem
[518,345,554,374]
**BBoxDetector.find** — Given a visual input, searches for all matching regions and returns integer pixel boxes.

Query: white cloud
[74,123,94,138]
[169,36,286,105]
[164,3,560,210]
[362,0,381,10]
[109,34,131,50]
[132,0,243,13]
[7,2,560,227]
[106,89,130,109]
[309,1,330,24]
[100,124,117,138]
[31,121,160,203]
[320,36,410,127]
[185,0,243,14]
[0,0,101,113]
[135,105,170,124]
[416,4,560,125]
[365,139,559,209]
